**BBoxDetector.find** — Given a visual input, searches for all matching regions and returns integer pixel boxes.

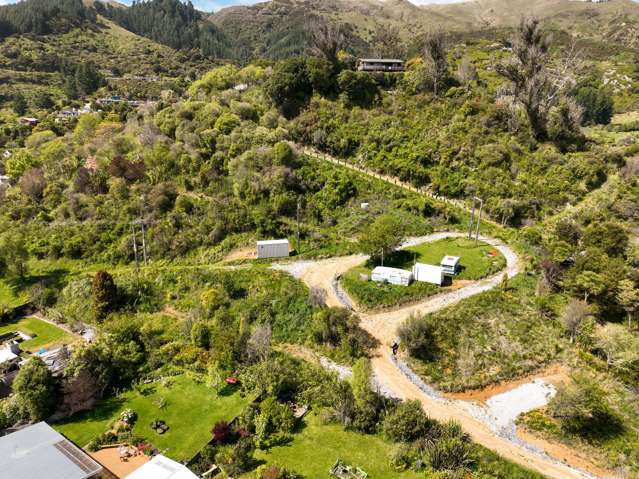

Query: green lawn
[0,316,76,351]
[342,237,506,310]
[0,278,28,308]
[54,374,251,461]
[253,413,421,479]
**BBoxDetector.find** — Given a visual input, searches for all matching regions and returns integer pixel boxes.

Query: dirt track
[282,232,614,479]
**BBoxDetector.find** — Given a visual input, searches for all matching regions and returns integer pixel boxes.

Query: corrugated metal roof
[359,58,404,63]
[0,422,102,479]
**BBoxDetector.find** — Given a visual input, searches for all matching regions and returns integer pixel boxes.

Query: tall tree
[423,30,449,97]
[91,270,117,322]
[308,20,346,71]
[496,18,553,139]
[617,279,639,329]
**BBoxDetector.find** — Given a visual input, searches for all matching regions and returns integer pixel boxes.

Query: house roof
[359,58,404,63]
[257,239,289,245]
[0,348,18,365]
[441,256,461,267]
[372,266,413,277]
[125,454,198,479]
[0,422,103,479]
[414,263,444,272]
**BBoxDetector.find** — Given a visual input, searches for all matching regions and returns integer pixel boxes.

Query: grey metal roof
[0,422,103,479]
[358,58,404,63]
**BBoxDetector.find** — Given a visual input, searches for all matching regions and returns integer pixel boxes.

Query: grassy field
[253,413,422,479]
[54,374,251,461]
[341,237,506,310]
[0,279,28,308]
[407,274,567,392]
[0,316,76,352]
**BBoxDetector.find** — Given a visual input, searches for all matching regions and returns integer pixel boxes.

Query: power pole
[296,196,301,254]
[131,224,139,270]
[468,202,476,240]
[140,221,148,266]
[474,197,483,243]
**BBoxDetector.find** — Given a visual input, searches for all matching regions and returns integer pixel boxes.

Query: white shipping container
[256,239,290,259]
[412,263,445,286]
[371,266,413,286]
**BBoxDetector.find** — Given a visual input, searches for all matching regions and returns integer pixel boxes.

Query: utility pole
[131,224,139,270]
[296,196,301,254]
[474,197,483,243]
[468,202,476,240]
[140,221,148,266]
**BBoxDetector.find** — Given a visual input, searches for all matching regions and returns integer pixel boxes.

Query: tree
[308,20,346,71]
[382,400,435,442]
[19,167,46,200]
[372,25,405,59]
[617,279,639,328]
[358,214,404,264]
[423,30,449,96]
[549,373,621,438]
[496,18,553,139]
[351,357,382,432]
[265,58,313,119]
[12,92,27,115]
[561,299,592,344]
[398,314,437,361]
[596,324,639,380]
[571,270,606,303]
[337,70,379,108]
[34,91,54,110]
[91,271,117,321]
[0,230,29,278]
[574,86,613,125]
[247,324,272,363]
[12,358,57,421]
[457,55,478,92]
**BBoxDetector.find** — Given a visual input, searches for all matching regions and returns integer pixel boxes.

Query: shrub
[398,315,438,361]
[425,436,475,472]
[382,400,436,442]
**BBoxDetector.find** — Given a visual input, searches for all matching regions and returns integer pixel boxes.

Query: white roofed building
[125,454,198,479]
[441,256,461,275]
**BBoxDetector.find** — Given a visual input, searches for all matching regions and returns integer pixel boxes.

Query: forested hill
[0,0,95,38]
[98,0,231,58]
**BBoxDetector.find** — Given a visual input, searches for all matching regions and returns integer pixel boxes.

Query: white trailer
[441,255,461,275]
[371,266,413,286]
[412,263,445,286]
[256,239,290,259]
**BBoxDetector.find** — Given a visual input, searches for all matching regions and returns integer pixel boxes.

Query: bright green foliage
[382,400,435,442]
[358,214,405,262]
[12,358,57,421]
[574,86,614,125]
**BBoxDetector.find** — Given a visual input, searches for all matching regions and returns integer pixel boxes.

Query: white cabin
[441,256,461,275]
[412,263,445,286]
[371,266,413,286]
[256,239,290,259]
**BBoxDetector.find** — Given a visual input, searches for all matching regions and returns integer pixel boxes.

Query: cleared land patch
[342,237,506,310]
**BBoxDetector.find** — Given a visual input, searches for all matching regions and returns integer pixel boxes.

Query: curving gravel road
[274,232,610,479]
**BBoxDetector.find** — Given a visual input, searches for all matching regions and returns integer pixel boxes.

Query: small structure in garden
[371,266,413,286]
[330,459,368,479]
[440,255,461,275]
[150,419,169,434]
[412,263,445,286]
[256,239,290,259]
[126,454,199,479]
